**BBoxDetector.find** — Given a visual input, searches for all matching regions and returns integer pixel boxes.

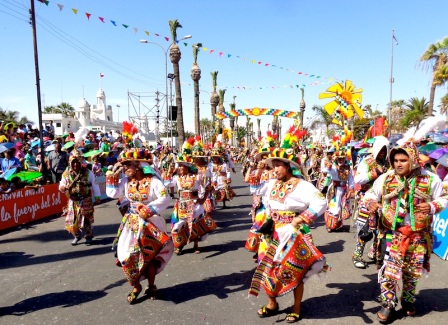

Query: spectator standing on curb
[47,143,68,183]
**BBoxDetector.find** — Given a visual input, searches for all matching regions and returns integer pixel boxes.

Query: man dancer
[365,142,447,322]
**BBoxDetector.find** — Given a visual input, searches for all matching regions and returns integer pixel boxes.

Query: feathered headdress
[122,121,138,145]
[281,125,306,149]
[398,116,446,145]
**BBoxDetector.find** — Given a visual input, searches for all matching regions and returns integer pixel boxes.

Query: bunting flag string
[37,1,340,84]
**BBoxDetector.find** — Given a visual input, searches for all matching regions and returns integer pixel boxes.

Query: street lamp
[139,34,192,145]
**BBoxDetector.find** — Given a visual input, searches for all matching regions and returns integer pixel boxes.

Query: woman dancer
[170,139,215,255]
[107,148,173,304]
[248,147,328,323]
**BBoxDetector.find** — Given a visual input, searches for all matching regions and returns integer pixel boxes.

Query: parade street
[1,167,447,325]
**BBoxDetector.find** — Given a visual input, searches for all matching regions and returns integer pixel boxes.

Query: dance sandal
[174,248,183,255]
[285,313,300,323]
[257,303,279,318]
[352,256,367,269]
[127,284,142,305]
[144,284,158,300]
[401,301,416,316]
[377,304,395,323]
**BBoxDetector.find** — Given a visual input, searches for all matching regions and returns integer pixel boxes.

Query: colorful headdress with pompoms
[119,148,153,162]
[212,141,225,156]
[192,135,206,157]
[264,126,305,169]
[176,137,195,165]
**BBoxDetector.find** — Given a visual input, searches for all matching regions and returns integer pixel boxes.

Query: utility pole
[29,0,46,172]
[155,91,160,141]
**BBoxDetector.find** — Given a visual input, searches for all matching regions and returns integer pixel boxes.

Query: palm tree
[310,105,333,137]
[217,89,226,131]
[200,118,213,143]
[210,71,219,126]
[191,43,202,136]
[401,97,429,128]
[439,94,448,123]
[44,105,61,114]
[419,36,448,115]
[168,19,185,144]
[58,102,75,117]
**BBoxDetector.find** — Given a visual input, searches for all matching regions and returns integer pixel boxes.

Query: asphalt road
[1,166,447,325]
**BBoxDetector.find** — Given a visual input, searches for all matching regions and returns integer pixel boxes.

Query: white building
[42,88,127,136]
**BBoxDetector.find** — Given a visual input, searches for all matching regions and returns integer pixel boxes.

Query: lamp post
[139,35,192,145]
[167,73,175,147]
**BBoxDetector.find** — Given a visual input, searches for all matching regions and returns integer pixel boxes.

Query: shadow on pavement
[0,224,119,245]
[153,269,254,304]
[0,243,114,270]
[318,239,346,255]
[302,273,379,323]
[0,279,126,317]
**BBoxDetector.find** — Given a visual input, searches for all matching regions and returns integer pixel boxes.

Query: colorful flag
[100,73,104,78]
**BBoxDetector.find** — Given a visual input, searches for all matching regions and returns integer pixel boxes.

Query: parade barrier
[433,210,448,260]
[0,183,68,232]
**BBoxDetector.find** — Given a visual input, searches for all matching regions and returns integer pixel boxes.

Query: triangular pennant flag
[42,0,49,5]
[122,24,129,28]
[155,33,159,36]
[265,63,270,66]
[210,49,215,53]
[110,20,117,26]
[57,4,63,11]
[258,61,262,64]
[296,85,299,88]
[251,60,255,64]
[145,31,150,36]
[98,17,105,23]
[85,13,91,20]
[72,8,78,14]
[227,54,231,58]
[310,75,315,77]
[298,72,302,74]
[133,28,138,34]
[164,37,169,41]
[219,52,223,57]
[202,47,207,51]
[183,42,188,46]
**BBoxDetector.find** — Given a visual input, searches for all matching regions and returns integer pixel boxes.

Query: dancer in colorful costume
[211,142,235,208]
[248,143,328,323]
[158,144,176,198]
[317,148,334,193]
[170,138,215,255]
[244,136,275,262]
[192,136,214,213]
[364,142,447,322]
[322,147,354,232]
[107,148,173,304]
[352,136,389,268]
[60,150,101,245]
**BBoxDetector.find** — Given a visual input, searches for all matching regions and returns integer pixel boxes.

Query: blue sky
[0,0,447,135]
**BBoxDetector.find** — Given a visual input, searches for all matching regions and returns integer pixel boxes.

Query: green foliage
[0,107,33,125]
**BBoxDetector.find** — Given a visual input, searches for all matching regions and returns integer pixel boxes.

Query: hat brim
[176,161,194,166]
[265,157,301,169]
[255,151,270,161]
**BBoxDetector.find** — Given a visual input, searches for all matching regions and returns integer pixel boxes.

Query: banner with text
[433,210,448,260]
[0,184,68,232]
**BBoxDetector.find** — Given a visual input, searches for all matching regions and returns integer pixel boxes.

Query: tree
[401,97,429,128]
[168,19,185,144]
[419,36,448,115]
[310,105,333,137]
[235,126,247,145]
[191,43,202,136]
[439,94,448,123]
[200,118,213,144]
[58,102,75,117]
[0,107,33,125]
[210,71,219,126]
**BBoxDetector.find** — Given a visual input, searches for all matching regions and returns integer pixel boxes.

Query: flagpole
[388,29,395,131]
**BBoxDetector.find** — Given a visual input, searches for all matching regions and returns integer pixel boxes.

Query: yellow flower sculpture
[319,80,363,126]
